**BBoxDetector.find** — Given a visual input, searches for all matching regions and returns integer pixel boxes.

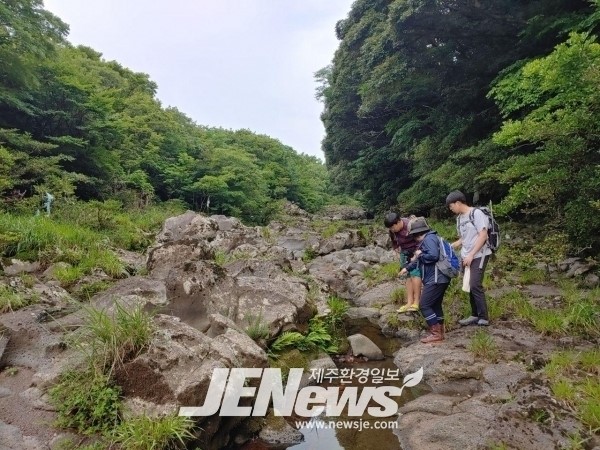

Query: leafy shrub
[326,295,349,332]
[302,248,318,263]
[49,369,121,433]
[270,331,306,354]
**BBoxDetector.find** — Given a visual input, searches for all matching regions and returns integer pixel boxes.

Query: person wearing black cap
[446,190,492,326]
[384,212,422,313]
[399,217,450,343]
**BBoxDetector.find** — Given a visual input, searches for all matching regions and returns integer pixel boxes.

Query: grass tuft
[112,414,195,450]
[468,329,498,361]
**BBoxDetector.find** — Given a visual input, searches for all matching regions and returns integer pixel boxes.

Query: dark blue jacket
[404,231,450,285]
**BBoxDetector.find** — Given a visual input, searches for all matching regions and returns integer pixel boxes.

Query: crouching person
[399,217,450,343]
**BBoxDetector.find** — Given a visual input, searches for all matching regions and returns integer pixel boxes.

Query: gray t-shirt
[457,208,492,259]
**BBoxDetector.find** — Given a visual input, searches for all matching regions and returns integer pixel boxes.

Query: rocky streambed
[0,205,598,449]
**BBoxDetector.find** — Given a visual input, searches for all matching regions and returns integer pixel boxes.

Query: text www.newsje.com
[295,419,399,432]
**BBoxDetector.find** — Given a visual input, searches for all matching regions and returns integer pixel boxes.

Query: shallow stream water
[168,299,427,450]
[243,319,429,450]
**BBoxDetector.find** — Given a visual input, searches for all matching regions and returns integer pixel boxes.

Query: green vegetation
[496,286,600,339]
[0,0,332,226]
[50,302,152,430]
[301,248,318,263]
[487,443,510,450]
[48,302,194,446]
[321,222,345,238]
[519,268,548,285]
[49,369,121,434]
[270,318,337,355]
[468,329,499,362]
[5,366,19,376]
[319,0,600,254]
[18,273,36,288]
[244,312,270,342]
[389,286,405,304]
[213,250,229,267]
[357,225,373,243]
[269,348,311,382]
[76,302,155,373]
[0,285,34,312]
[74,280,114,301]
[544,349,600,429]
[269,297,350,356]
[363,262,401,286]
[270,331,306,354]
[386,313,400,328]
[325,295,349,333]
[0,200,185,290]
[112,414,194,450]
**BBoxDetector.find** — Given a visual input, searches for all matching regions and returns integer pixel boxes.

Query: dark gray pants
[420,283,449,326]
[469,256,489,320]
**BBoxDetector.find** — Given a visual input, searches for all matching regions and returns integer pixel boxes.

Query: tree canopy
[0,1,331,224]
[319,0,600,251]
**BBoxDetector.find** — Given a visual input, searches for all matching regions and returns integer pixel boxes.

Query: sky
[42,0,355,160]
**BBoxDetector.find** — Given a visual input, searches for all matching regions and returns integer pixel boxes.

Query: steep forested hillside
[319,0,600,252]
[0,0,331,225]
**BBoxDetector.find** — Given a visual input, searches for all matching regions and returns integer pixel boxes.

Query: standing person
[399,217,449,343]
[446,190,492,326]
[384,212,422,313]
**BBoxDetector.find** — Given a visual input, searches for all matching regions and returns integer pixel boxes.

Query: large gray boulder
[147,213,314,335]
[115,314,268,449]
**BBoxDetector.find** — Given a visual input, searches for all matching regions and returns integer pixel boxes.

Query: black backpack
[458,203,501,253]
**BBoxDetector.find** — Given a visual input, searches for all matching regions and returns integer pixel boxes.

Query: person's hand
[462,254,473,267]
[399,268,408,277]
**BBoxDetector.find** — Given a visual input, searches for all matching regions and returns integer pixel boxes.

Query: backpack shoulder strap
[437,236,447,258]
[469,208,476,223]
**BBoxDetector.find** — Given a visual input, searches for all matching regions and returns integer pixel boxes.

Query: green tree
[0,0,67,111]
[488,32,600,250]
[319,0,594,213]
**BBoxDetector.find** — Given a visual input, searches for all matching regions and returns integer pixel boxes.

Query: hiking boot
[397,304,411,313]
[458,316,479,326]
[420,324,444,343]
[477,319,489,326]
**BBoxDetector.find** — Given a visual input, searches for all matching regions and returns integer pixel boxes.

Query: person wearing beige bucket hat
[399,217,450,343]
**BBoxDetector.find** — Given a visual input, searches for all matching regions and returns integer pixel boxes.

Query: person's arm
[451,238,462,249]
[418,234,439,264]
[400,260,417,276]
[399,246,421,274]
[401,234,437,275]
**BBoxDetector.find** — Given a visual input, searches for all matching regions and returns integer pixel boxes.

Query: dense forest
[0,0,331,225]
[2,0,600,253]
[319,0,600,252]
